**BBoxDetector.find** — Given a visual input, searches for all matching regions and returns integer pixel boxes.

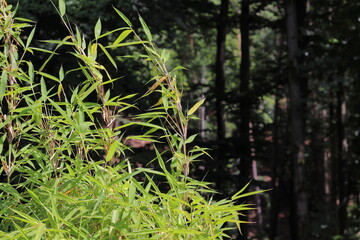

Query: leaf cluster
[0,1,265,239]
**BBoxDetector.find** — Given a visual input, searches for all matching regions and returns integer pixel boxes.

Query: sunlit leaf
[185,134,197,144]
[59,0,66,17]
[187,98,205,116]
[0,71,7,101]
[113,29,133,46]
[26,26,36,48]
[94,18,101,40]
[113,7,132,27]
[106,141,118,162]
[98,43,117,69]
[138,15,152,42]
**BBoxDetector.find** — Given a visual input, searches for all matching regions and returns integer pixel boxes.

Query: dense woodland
[1,0,360,239]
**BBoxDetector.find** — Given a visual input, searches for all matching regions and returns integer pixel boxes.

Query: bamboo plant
[0,0,266,239]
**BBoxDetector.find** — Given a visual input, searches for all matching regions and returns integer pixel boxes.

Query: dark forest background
[7,0,360,239]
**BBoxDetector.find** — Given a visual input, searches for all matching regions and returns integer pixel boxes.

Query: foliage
[0,1,264,239]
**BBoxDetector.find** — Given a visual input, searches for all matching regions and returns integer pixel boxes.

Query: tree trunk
[285,0,308,239]
[199,65,207,140]
[336,78,348,235]
[250,122,263,234]
[238,0,251,239]
[215,0,229,141]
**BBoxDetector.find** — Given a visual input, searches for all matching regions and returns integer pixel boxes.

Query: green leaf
[94,18,101,40]
[59,0,66,17]
[185,134,197,144]
[98,27,130,39]
[188,98,205,116]
[98,43,117,69]
[0,134,7,153]
[59,65,64,82]
[27,61,34,84]
[106,141,118,162]
[232,188,271,200]
[37,71,60,82]
[112,29,133,46]
[115,121,165,131]
[0,70,7,101]
[113,7,132,27]
[106,41,149,49]
[40,77,47,98]
[34,223,45,240]
[231,181,251,200]
[26,26,36,48]
[40,39,75,46]
[138,15,152,42]
[28,47,58,54]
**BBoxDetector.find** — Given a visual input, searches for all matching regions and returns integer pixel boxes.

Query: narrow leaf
[59,65,64,82]
[185,134,197,144]
[94,18,101,40]
[0,71,7,101]
[113,29,133,46]
[106,41,149,49]
[138,15,152,42]
[34,223,45,240]
[113,7,132,27]
[26,27,36,48]
[40,77,47,98]
[98,43,117,69]
[37,71,60,82]
[106,141,118,163]
[59,0,66,17]
[188,98,205,116]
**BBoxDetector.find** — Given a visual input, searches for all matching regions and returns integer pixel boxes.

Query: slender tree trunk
[329,89,340,235]
[250,122,263,234]
[238,0,251,239]
[270,33,286,240]
[336,78,348,235]
[270,96,280,240]
[215,0,229,141]
[285,0,308,239]
[188,34,207,141]
[199,65,207,140]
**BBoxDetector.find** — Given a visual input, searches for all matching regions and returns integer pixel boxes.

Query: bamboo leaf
[59,65,64,82]
[113,7,132,27]
[106,41,149,49]
[232,188,271,200]
[113,29,133,46]
[188,98,205,116]
[106,141,118,162]
[138,15,152,42]
[94,18,101,40]
[115,121,165,131]
[0,71,7,101]
[37,71,60,82]
[41,39,75,46]
[34,223,45,240]
[185,134,197,144]
[26,26,36,48]
[28,47,58,54]
[98,27,130,39]
[98,43,117,69]
[40,77,47,98]
[59,0,66,17]
[231,181,251,200]
[144,76,167,96]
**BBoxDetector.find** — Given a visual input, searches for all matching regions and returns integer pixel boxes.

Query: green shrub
[0,1,264,239]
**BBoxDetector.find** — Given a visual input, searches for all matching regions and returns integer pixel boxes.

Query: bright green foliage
[0,1,264,239]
